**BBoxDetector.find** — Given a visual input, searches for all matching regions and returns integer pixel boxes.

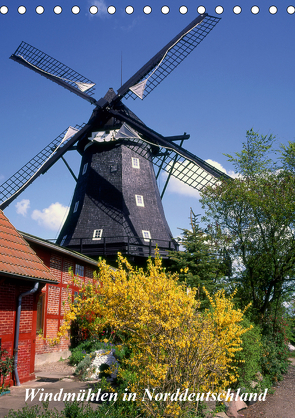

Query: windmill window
[142,230,151,242]
[75,264,84,277]
[110,163,118,173]
[132,157,140,169]
[60,235,67,246]
[93,229,103,240]
[82,163,88,175]
[135,195,144,207]
[73,201,79,213]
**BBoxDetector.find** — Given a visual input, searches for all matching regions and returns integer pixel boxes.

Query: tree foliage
[224,129,276,178]
[200,129,295,321]
[169,209,231,306]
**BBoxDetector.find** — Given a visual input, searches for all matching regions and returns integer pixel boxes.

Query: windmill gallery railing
[49,235,179,258]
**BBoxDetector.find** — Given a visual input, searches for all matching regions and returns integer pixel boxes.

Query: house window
[142,230,151,242]
[73,201,79,213]
[36,293,45,335]
[75,264,84,277]
[132,157,140,169]
[82,163,88,175]
[135,195,144,207]
[92,229,103,240]
[60,235,67,246]
[73,291,79,304]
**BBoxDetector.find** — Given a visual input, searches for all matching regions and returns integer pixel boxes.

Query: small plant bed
[69,340,127,382]
[0,348,14,395]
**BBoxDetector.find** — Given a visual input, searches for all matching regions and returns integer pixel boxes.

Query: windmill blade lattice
[10,42,96,104]
[124,133,229,192]
[0,124,84,210]
[153,148,221,191]
[121,14,220,101]
[107,109,229,191]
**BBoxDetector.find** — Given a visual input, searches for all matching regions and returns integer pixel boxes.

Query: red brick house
[20,231,98,366]
[0,210,57,385]
[0,210,98,386]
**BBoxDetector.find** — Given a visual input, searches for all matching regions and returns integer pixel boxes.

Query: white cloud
[205,159,240,179]
[164,159,235,198]
[205,159,239,178]
[205,159,227,174]
[31,202,69,231]
[15,199,30,216]
[166,175,201,198]
[91,0,107,16]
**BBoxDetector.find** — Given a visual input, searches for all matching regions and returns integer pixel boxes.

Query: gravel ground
[35,358,75,375]
[241,358,295,418]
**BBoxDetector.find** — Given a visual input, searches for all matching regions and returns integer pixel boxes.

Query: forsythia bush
[54,253,250,417]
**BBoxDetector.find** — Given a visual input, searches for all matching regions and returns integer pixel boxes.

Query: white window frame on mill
[132,157,140,169]
[75,264,84,277]
[73,201,79,213]
[135,195,144,207]
[92,229,103,240]
[82,163,88,175]
[142,230,151,242]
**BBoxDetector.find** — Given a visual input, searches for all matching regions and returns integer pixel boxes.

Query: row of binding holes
[1,5,295,15]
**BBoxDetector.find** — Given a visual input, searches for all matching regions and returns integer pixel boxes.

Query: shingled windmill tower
[0,14,228,261]
[57,96,176,258]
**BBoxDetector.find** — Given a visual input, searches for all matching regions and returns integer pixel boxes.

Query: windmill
[0,13,229,261]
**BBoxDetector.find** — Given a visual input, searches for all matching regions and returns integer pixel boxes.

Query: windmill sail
[115,123,142,140]
[118,14,221,101]
[129,79,148,100]
[5,14,223,258]
[10,42,96,104]
[0,125,84,210]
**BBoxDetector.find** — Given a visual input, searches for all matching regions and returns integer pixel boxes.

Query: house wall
[0,277,39,385]
[0,243,97,386]
[29,243,97,365]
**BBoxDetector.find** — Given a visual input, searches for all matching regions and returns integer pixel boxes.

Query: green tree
[280,140,295,174]
[224,128,276,178]
[169,209,231,306]
[200,129,295,322]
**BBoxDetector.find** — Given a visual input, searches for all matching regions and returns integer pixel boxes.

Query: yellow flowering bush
[54,253,250,417]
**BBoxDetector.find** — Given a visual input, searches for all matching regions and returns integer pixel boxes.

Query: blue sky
[0,1,294,240]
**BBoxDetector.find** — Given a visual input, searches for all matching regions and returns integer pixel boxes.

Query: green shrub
[235,317,262,390]
[74,354,94,380]
[99,363,110,379]
[69,349,85,366]
[260,336,289,383]
[0,349,14,392]
[4,394,210,418]
[68,339,98,365]
[69,339,128,368]
[260,314,290,384]
[4,401,60,418]
[62,401,98,418]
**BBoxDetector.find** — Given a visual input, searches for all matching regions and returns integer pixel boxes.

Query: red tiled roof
[0,210,57,282]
